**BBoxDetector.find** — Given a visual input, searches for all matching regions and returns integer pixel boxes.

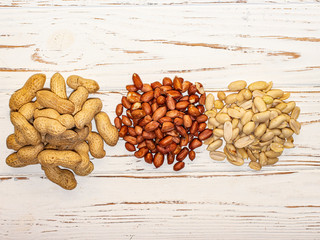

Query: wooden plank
[2,0,320,8]
[1,170,320,239]
[0,4,319,89]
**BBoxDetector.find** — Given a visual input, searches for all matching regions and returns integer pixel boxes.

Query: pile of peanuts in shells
[6,73,118,190]
[114,73,213,171]
[204,80,301,170]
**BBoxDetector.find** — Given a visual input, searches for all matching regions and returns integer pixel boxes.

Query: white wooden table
[1,0,320,239]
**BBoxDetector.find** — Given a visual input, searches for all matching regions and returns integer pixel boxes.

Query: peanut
[10,112,41,145]
[18,102,38,121]
[86,131,106,158]
[72,142,94,176]
[42,165,77,190]
[14,128,29,146]
[38,150,82,169]
[248,81,268,91]
[69,86,89,115]
[36,90,75,114]
[34,108,75,129]
[17,143,44,164]
[67,75,99,93]
[205,93,214,111]
[9,73,46,111]
[33,117,67,136]
[45,129,81,146]
[6,153,37,168]
[74,98,102,129]
[228,80,247,91]
[50,72,67,99]
[95,111,119,146]
[6,134,25,151]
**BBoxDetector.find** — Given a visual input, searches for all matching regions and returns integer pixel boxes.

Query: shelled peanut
[205,80,301,170]
[6,73,118,190]
[115,73,212,171]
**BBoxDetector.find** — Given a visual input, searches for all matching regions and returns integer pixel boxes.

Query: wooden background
[1,0,320,239]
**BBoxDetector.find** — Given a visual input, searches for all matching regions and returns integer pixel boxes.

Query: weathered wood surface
[0,1,320,239]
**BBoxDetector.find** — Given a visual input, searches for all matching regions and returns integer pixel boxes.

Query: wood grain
[0,2,320,239]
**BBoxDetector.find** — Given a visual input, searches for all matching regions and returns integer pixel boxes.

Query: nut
[198,129,213,141]
[36,90,75,114]
[121,96,132,109]
[141,91,154,102]
[175,101,189,110]
[10,112,41,146]
[189,139,202,150]
[127,91,141,103]
[50,73,67,99]
[209,151,226,161]
[254,96,267,112]
[163,77,173,86]
[189,150,196,161]
[173,76,183,91]
[161,122,175,132]
[132,73,143,90]
[134,147,149,158]
[289,118,301,135]
[152,106,167,121]
[228,80,247,91]
[207,139,223,151]
[183,115,193,128]
[249,161,261,171]
[33,117,67,136]
[42,165,77,190]
[223,121,232,143]
[9,73,46,111]
[86,131,106,158]
[131,109,146,119]
[144,152,153,164]
[74,98,102,129]
[176,147,189,161]
[248,81,268,91]
[125,142,136,152]
[67,75,99,93]
[173,161,185,171]
[205,93,214,111]
[195,82,204,94]
[159,136,173,147]
[141,84,153,92]
[153,152,164,168]
[166,90,182,99]
[196,114,208,123]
